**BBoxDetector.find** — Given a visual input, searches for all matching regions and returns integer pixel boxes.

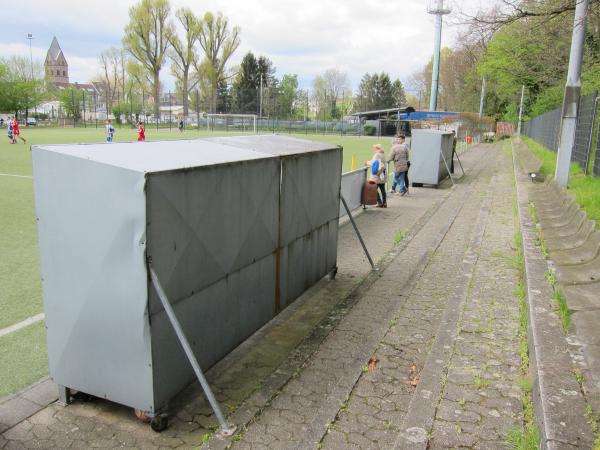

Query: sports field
[0,126,388,398]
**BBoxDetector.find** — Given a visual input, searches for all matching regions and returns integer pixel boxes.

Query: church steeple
[45,37,69,84]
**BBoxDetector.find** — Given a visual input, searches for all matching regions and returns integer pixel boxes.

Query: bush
[364,125,376,136]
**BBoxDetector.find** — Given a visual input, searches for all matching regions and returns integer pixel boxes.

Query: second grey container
[409,129,454,186]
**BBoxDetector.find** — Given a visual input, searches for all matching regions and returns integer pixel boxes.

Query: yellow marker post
[351,155,356,171]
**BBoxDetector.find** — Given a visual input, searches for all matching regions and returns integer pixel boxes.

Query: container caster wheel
[328,267,338,280]
[150,413,169,432]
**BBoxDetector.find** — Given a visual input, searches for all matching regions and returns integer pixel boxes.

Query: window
[63,71,66,76]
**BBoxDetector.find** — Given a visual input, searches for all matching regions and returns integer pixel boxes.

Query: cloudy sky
[0,0,494,92]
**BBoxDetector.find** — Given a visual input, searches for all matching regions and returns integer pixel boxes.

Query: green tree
[169,7,201,118]
[232,52,259,113]
[0,57,46,117]
[123,0,174,119]
[392,79,406,107]
[355,73,402,111]
[231,52,276,114]
[196,11,240,113]
[57,87,84,120]
[278,74,299,119]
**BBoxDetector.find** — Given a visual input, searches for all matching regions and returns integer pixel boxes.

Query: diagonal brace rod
[341,195,374,269]
[148,262,235,438]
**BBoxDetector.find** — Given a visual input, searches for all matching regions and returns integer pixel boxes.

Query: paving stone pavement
[1,145,511,450]
[225,144,526,450]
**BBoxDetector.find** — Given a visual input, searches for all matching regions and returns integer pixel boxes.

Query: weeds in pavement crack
[506,151,539,450]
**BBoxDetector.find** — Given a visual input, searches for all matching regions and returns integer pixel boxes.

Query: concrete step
[536,197,577,220]
[551,231,600,266]
[557,252,600,285]
[563,284,600,311]
[545,220,595,252]
[540,208,585,231]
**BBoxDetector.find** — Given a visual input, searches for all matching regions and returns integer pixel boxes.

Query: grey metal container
[32,135,341,413]
[409,129,454,186]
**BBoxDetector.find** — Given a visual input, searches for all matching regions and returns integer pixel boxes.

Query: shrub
[364,125,376,136]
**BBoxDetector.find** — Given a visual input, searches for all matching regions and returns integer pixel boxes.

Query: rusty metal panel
[145,158,280,315]
[279,148,343,246]
[150,254,277,407]
[278,220,339,308]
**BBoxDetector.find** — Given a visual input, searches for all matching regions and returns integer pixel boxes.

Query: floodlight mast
[428,0,451,111]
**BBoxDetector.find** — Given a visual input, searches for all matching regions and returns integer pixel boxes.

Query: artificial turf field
[0,126,387,398]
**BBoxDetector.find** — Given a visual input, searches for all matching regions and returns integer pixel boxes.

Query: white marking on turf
[0,313,45,338]
[0,173,33,179]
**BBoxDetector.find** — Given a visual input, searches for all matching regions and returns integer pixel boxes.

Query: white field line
[0,313,45,338]
[0,173,33,179]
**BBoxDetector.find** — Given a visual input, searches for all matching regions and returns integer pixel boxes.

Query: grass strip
[522,136,600,228]
[0,321,48,399]
[506,139,540,450]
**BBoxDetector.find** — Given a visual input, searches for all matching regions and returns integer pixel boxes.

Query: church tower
[45,37,69,84]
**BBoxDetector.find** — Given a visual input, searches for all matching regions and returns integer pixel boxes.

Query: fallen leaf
[410,377,420,387]
[367,356,380,371]
[410,364,417,374]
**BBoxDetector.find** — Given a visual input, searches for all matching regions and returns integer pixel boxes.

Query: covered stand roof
[351,106,415,120]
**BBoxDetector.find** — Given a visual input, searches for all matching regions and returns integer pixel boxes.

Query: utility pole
[478,75,487,119]
[259,74,263,119]
[427,0,451,111]
[556,0,589,187]
[304,90,308,122]
[517,85,525,136]
[26,33,34,80]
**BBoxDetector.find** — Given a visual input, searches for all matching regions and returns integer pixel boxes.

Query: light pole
[27,33,34,80]
[555,0,589,187]
[427,0,451,112]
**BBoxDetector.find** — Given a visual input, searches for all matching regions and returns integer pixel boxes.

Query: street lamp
[26,33,34,80]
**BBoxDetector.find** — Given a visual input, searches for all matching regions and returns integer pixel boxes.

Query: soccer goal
[206,114,257,134]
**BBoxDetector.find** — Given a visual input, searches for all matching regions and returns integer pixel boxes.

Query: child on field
[137,121,145,141]
[105,120,115,142]
[11,117,26,144]
[7,121,14,144]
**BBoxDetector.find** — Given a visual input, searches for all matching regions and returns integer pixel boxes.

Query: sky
[0,0,494,93]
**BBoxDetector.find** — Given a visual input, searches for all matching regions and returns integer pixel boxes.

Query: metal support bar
[148,263,236,438]
[455,152,465,177]
[440,150,455,186]
[57,385,71,406]
[340,195,374,269]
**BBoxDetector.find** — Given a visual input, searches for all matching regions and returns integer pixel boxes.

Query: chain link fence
[523,107,562,153]
[523,92,599,175]
[573,93,598,173]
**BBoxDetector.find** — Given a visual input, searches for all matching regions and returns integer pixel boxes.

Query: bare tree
[97,48,121,116]
[458,0,600,36]
[312,69,351,119]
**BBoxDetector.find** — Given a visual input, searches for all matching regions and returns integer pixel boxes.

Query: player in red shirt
[11,117,26,144]
[137,121,145,142]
